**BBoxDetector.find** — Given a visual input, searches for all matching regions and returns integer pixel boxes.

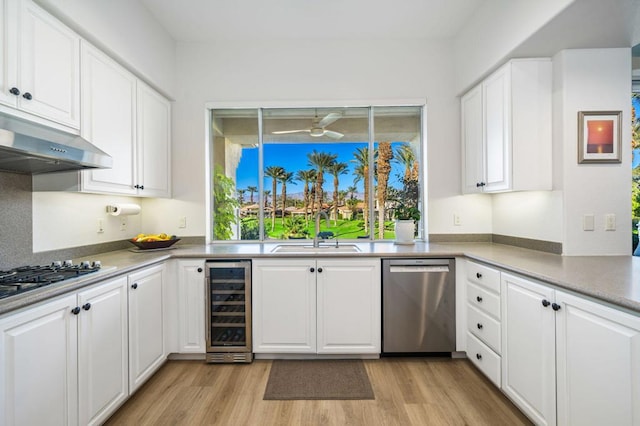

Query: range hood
[0,114,112,174]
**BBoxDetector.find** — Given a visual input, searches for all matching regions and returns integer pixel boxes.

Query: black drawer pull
[476,272,482,279]
[552,303,561,311]
[82,303,91,311]
[71,306,81,315]
[477,323,483,330]
[476,296,483,302]
[131,283,138,289]
[476,353,482,360]
[310,267,315,273]
[542,299,550,307]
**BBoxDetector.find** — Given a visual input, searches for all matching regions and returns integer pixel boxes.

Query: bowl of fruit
[129,233,180,250]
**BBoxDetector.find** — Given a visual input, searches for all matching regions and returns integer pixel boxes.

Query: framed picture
[578,111,622,163]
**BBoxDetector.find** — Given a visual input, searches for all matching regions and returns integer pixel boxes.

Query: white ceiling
[138,0,484,42]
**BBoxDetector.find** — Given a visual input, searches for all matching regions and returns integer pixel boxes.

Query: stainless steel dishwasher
[382,258,455,354]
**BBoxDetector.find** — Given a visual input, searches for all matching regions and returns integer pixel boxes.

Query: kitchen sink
[270,244,361,253]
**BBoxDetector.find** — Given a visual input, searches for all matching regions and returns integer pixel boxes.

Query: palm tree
[395,144,417,182]
[376,141,393,239]
[237,189,246,205]
[352,147,371,234]
[247,185,258,204]
[296,169,316,225]
[307,150,337,214]
[327,161,349,225]
[263,190,271,208]
[347,185,358,201]
[278,171,294,225]
[265,166,284,230]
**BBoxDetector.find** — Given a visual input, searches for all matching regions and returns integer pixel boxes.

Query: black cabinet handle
[542,299,551,307]
[476,296,483,302]
[476,353,482,360]
[310,267,315,273]
[476,182,486,188]
[317,267,323,273]
[197,268,203,273]
[22,92,32,100]
[71,306,81,315]
[552,303,561,311]
[477,323,483,330]
[139,185,144,190]
[82,303,91,311]
[476,272,482,279]
[131,283,138,289]
[9,87,19,96]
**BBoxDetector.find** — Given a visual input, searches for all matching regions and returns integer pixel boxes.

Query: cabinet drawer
[467,282,500,320]
[467,304,501,354]
[466,331,501,388]
[466,262,500,293]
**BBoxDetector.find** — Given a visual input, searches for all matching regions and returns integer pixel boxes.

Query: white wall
[35,0,176,97]
[555,48,632,255]
[492,191,563,242]
[143,38,493,239]
[454,0,573,94]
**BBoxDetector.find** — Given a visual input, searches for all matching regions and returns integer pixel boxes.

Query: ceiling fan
[272,111,344,139]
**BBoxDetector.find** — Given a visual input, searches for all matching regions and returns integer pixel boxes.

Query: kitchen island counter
[1,241,639,316]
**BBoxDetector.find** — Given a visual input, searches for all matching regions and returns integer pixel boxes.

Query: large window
[209,105,424,242]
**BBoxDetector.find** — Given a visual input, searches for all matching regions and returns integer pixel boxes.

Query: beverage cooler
[205,260,252,363]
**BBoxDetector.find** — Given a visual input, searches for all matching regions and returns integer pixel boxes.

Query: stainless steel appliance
[382,258,455,354]
[205,260,252,363]
[0,260,105,299]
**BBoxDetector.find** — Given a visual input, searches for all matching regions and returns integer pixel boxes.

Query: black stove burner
[0,261,102,300]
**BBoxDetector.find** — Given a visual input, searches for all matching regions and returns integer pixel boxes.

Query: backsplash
[0,172,34,268]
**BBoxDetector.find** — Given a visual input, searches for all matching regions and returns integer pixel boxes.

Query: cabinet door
[77,276,129,426]
[482,63,510,192]
[461,84,484,194]
[0,294,78,426]
[128,264,165,392]
[136,81,171,198]
[501,273,556,426]
[177,260,206,353]
[17,0,80,128]
[80,41,137,195]
[0,0,17,108]
[556,290,640,426]
[316,259,381,354]
[252,259,316,353]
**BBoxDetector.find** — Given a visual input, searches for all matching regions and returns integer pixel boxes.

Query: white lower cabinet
[0,294,78,426]
[501,272,640,426]
[501,272,556,426]
[555,290,640,426]
[252,258,380,355]
[128,263,166,393]
[0,276,128,426]
[176,259,206,353]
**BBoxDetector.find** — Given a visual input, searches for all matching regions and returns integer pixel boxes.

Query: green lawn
[244,217,397,240]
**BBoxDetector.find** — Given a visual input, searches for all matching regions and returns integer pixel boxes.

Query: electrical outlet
[97,219,104,233]
[453,213,461,226]
[120,217,127,231]
[583,214,595,231]
[605,214,616,231]
[179,216,187,229]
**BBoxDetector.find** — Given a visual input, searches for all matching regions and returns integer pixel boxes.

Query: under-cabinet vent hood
[0,114,112,175]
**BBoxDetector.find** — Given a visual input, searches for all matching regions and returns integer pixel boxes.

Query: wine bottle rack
[205,260,252,363]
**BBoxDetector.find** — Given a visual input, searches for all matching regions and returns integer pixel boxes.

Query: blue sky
[235,142,408,194]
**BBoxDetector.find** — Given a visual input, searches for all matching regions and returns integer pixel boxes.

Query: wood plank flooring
[105,358,531,426]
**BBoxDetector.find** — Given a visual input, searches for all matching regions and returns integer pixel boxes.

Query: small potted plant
[394,202,421,244]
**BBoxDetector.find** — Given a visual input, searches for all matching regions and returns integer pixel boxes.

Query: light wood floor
[105,358,531,426]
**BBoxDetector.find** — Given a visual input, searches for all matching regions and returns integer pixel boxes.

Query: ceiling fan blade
[272,129,311,135]
[318,112,342,128]
[324,130,344,140]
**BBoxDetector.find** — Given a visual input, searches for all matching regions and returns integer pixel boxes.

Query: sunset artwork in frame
[578,111,622,164]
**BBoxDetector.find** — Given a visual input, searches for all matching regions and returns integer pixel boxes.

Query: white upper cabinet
[0,0,80,130]
[461,58,552,194]
[80,41,137,195]
[136,80,171,198]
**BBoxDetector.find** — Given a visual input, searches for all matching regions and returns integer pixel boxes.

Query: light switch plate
[605,214,616,231]
[583,214,595,231]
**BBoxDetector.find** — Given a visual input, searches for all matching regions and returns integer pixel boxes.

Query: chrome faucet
[313,211,330,248]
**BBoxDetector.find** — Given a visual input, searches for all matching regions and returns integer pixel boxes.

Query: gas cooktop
[0,261,103,300]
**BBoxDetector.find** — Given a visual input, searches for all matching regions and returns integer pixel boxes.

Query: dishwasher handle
[389,265,449,273]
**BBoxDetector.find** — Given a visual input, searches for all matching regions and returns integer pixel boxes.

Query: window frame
[205,100,427,243]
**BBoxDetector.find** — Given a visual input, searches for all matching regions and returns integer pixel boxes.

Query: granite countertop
[1,241,639,316]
